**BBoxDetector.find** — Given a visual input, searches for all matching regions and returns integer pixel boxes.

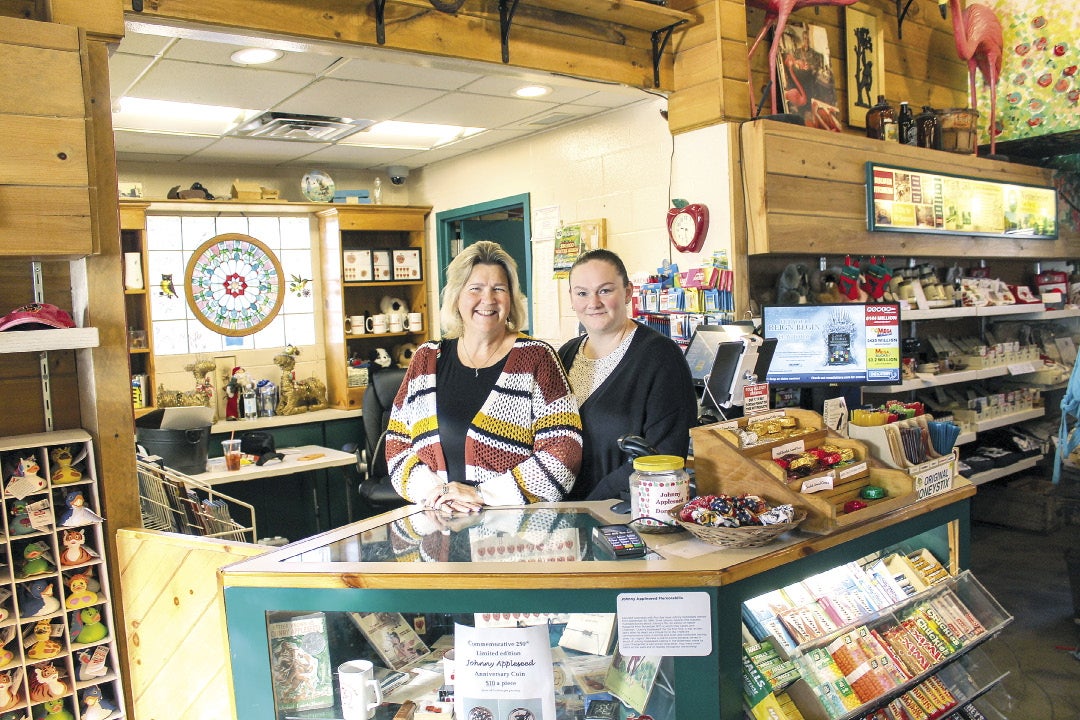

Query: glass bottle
[916,106,940,149]
[865,95,896,141]
[898,102,916,145]
[242,386,257,419]
[629,455,689,532]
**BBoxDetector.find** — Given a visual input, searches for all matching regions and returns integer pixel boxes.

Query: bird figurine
[8,499,36,536]
[19,579,60,617]
[0,638,12,669]
[745,0,861,116]
[939,0,1003,155]
[19,540,54,578]
[71,606,108,644]
[58,490,103,527]
[5,455,46,498]
[49,446,82,485]
[37,698,76,720]
[26,618,63,660]
[80,685,118,720]
[76,646,110,681]
[159,273,177,299]
[65,573,98,610]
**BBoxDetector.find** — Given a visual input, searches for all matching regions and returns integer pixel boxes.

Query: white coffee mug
[404,312,423,332]
[338,659,382,720]
[344,315,366,335]
[388,312,405,327]
[367,314,388,334]
[389,319,404,333]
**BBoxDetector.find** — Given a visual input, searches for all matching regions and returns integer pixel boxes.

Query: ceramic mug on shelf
[388,317,404,333]
[338,659,383,720]
[367,314,388,334]
[344,315,366,335]
[404,312,423,332]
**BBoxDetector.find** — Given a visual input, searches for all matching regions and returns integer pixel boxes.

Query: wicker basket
[669,502,806,549]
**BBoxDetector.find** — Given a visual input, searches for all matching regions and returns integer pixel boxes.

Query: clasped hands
[426,481,483,515]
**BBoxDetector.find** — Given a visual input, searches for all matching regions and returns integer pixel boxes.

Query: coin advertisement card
[454,622,556,720]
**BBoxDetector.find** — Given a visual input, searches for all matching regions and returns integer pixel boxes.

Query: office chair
[355,366,409,515]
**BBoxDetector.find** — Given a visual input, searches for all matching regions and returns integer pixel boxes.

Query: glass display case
[221,487,976,720]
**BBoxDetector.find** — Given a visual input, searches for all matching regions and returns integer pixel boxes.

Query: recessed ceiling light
[514,84,552,98]
[230,47,283,65]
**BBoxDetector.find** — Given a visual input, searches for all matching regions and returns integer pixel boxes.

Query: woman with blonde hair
[387,241,582,512]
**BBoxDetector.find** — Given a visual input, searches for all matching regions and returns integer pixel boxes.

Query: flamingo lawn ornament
[746,0,860,116]
[939,0,1003,155]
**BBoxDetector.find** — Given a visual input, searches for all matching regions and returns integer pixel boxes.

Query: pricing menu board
[867,163,1057,239]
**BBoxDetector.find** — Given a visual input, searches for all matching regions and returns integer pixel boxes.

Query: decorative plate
[301,169,335,203]
[184,233,284,337]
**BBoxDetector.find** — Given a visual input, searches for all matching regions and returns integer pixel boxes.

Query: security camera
[387,166,409,186]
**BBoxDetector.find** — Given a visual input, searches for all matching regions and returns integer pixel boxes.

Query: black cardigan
[558,323,698,501]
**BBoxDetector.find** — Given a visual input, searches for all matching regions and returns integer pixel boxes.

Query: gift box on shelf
[691,409,918,534]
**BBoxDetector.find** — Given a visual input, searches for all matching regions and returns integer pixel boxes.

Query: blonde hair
[440,241,528,339]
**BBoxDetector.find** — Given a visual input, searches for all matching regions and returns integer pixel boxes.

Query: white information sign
[615,592,712,656]
[454,623,555,720]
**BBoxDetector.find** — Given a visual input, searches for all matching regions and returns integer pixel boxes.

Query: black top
[559,322,698,501]
[436,338,507,486]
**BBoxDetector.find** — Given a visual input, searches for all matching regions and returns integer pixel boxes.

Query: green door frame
[436,193,532,331]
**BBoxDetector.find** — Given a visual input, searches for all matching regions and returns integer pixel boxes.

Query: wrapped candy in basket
[669,493,806,549]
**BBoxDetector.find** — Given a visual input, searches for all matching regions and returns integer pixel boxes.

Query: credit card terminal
[591,524,648,559]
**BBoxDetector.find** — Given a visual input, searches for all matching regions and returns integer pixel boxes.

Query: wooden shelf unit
[119,202,153,413]
[318,205,433,410]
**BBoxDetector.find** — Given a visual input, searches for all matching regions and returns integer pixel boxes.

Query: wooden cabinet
[318,206,432,410]
[119,202,154,416]
[0,17,101,258]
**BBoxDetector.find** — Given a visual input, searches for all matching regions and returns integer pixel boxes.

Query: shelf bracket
[895,0,916,39]
[31,262,54,431]
[499,0,521,64]
[374,0,388,45]
[651,21,687,88]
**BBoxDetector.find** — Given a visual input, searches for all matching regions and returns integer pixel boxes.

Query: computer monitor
[761,303,902,386]
[684,325,733,388]
[684,324,776,410]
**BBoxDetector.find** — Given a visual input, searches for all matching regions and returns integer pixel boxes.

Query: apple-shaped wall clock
[667,199,709,253]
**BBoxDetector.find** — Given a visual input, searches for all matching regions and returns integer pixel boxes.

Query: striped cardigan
[386,336,583,506]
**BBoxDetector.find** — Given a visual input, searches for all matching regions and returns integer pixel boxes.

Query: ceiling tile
[114,31,172,57]
[290,144,423,170]
[398,93,555,128]
[326,57,481,90]
[113,129,220,156]
[164,37,342,75]
[127,59,313,110]
[274,77,445,121]
[183,136,329,164]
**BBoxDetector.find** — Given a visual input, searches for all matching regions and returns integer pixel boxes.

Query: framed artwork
[846,6,885,128]
[184,233,284,337]
[777,22,842,131]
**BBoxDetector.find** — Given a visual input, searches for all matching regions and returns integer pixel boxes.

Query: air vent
[228,112,376,142]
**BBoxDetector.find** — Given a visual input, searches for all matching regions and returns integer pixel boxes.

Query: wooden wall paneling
[739,119,1076,262]
[116,529,266,720]
[42,0,124,38]
[0,116,89,184]
[130,0,674,91]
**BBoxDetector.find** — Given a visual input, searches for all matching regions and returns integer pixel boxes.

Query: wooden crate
[691,409,918,534]
[972,476,1061,532]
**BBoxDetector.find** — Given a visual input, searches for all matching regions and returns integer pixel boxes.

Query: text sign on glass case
[866,163,1057,239]
[616,592,712,656]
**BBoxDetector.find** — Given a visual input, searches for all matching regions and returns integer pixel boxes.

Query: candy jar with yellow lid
[629,455,690,533]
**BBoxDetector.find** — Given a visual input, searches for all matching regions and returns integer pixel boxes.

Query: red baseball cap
[0,303,76,331]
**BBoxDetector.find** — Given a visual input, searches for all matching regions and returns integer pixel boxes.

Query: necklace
[460,338,503,377]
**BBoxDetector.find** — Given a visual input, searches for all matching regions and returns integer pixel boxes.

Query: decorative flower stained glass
[184,233,284,336]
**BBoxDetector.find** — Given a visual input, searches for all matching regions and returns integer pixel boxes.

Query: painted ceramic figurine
[28,660,68,702]
[19,540,54,578]
[38,698,75,720]
[65,573,98,609]
[58,490,103,527]
[49,447,82,485]
[76,646,109,681]
[59,529,93,567]
[26,619,62,660]
[79,686,117,720]
[71,606,108,644]
[5,456,46,497]
[19,579,60,617]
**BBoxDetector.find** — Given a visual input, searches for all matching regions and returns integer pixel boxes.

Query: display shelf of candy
[691,412,918,535]
[704,408,827,457]
[778,571,1009,720]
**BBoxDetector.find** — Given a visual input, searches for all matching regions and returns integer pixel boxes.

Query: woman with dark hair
[558,249,697,501]
[387,241,582,512]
